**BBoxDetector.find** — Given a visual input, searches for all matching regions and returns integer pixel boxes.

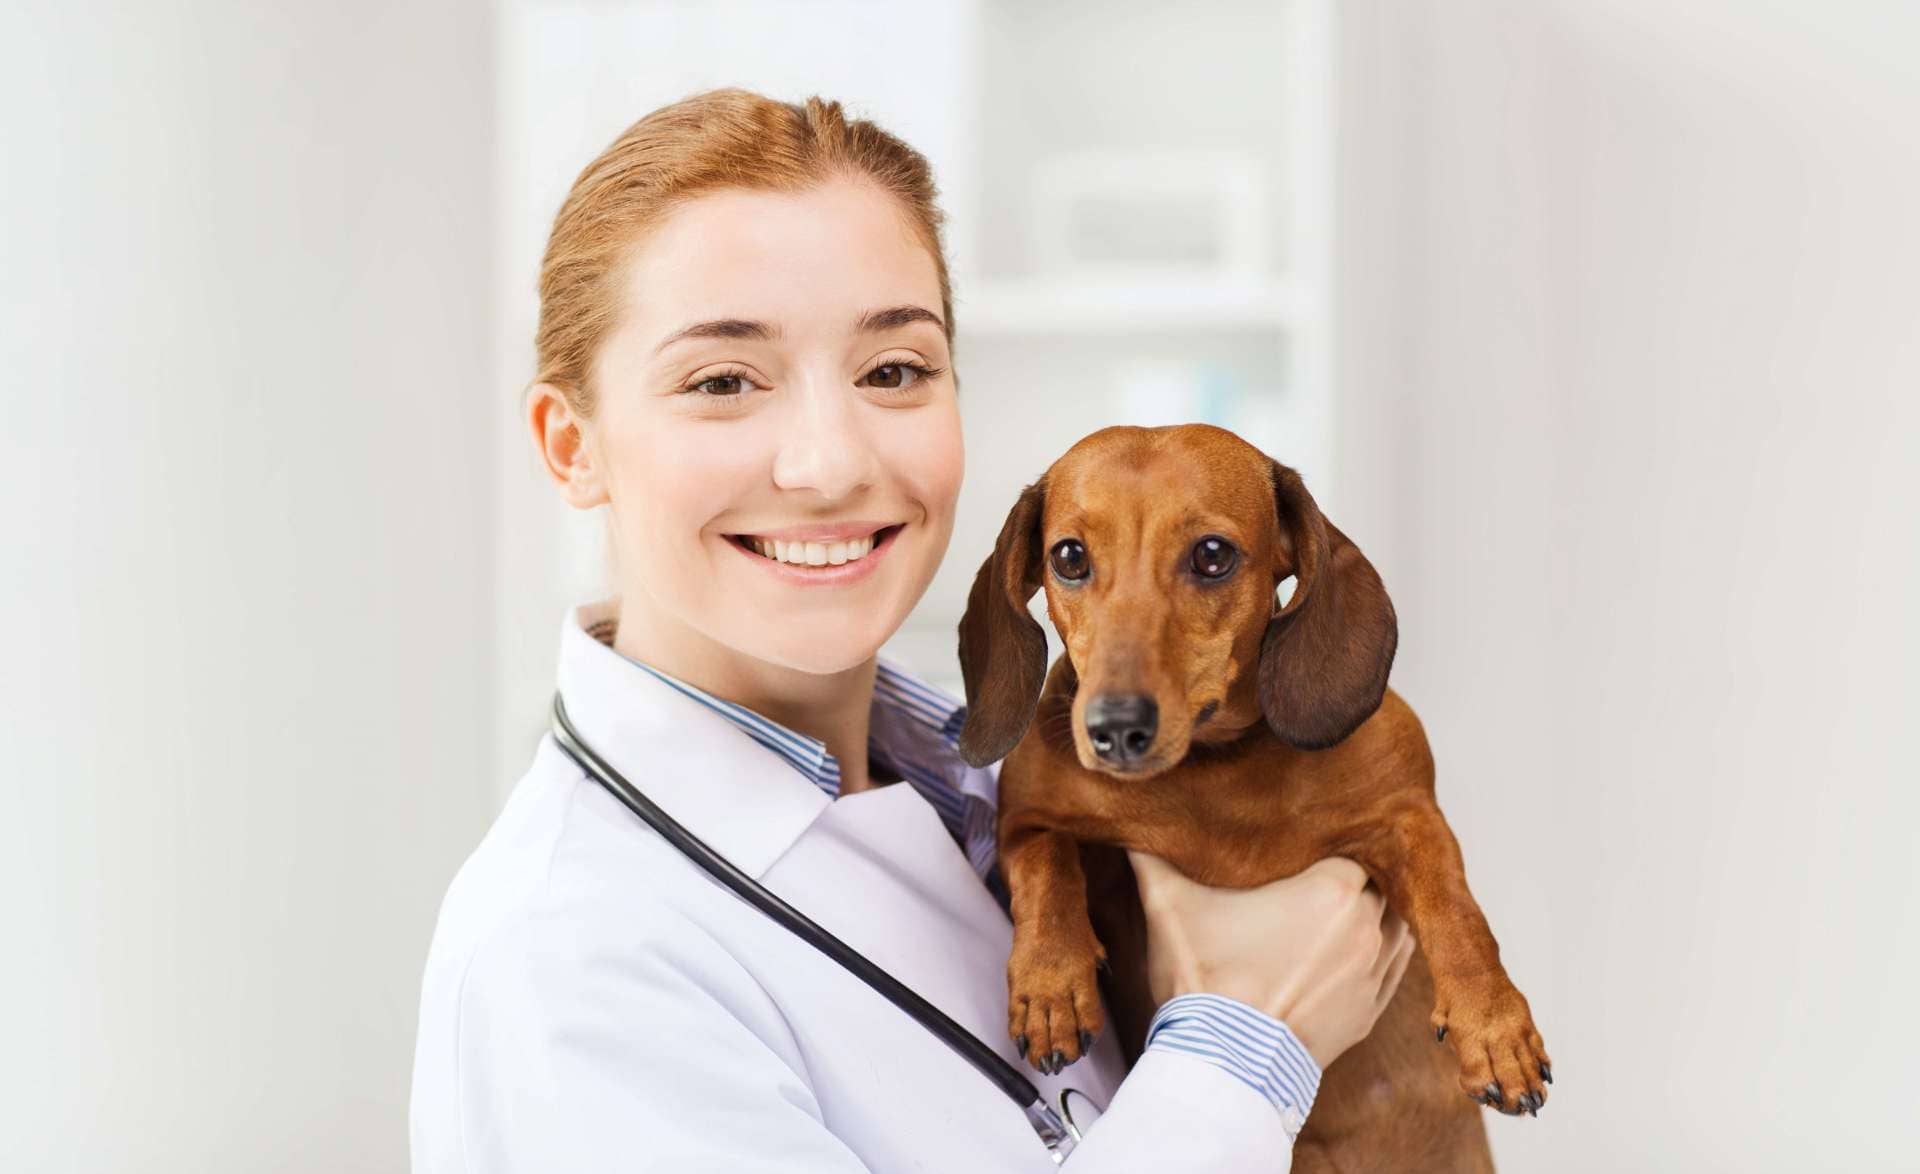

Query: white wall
[1336,2,1920,1168]
[0,3,495,1170]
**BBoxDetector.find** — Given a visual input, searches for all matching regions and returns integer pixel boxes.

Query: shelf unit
[956,275,1310,336]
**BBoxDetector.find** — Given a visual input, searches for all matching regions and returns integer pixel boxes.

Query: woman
[411,88,1413,1172]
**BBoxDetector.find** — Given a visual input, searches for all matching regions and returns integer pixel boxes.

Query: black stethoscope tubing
[549,691,1083,1160]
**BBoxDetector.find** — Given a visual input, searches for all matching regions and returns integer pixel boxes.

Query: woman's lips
[725,523,904,585]
[736,519,897,544]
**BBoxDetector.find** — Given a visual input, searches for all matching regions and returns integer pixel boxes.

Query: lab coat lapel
[764,769,1129,1144]
[554,600,830,878]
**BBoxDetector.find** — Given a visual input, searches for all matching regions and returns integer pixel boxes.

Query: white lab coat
[410,600,1300,1172]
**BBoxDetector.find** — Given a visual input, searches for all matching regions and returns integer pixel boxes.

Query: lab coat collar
[555,598,834,878]
[554,598,999,882]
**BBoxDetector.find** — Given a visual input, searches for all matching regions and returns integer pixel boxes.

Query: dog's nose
[1085,693,1159,765]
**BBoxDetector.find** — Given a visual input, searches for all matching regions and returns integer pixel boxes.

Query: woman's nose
[769,376,882,501]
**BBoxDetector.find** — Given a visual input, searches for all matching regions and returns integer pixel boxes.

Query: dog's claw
[1016,1034,1029,1059]
[1435,1024,1448,1043]
[1484,1082,1502,1109]
[1078,1029,1093,1055]
[1539,1061,1553,1085]
[1045,1050,1065,1075]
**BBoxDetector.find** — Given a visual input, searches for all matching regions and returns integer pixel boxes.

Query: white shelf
[954,275,1312,336]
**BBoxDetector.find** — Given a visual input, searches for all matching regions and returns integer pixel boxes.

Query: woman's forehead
[614,180,942,346]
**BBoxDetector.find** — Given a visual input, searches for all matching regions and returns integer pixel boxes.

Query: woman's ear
[527,383,607,509]
[1257,460,1398,750]
[956,477,1049,767]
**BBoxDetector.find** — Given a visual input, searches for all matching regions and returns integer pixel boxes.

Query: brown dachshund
[955,424,1549,1172]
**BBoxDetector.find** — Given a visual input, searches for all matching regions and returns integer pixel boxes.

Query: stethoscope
[550,691,1103,1163]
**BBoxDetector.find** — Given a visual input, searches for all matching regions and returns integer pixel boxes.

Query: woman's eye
[1191,535,1238,579]
[689,374,748,397]
[1049,538,1090,582]
[859,361,941,391]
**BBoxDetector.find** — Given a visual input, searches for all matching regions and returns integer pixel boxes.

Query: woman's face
[549,178,963,676]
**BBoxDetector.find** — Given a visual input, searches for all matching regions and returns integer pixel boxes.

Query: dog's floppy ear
[1258,461,1398,750]
[956,477,1049,767]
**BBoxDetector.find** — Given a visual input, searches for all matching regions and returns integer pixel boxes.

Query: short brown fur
[957,424,1550,1171]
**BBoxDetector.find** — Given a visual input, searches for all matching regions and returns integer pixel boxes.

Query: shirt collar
[554,598,1001,881]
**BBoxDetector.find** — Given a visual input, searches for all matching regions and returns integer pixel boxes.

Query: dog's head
[956,423,1397,777]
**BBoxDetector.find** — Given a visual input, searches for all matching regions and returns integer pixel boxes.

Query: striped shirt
[601,635,1322,1135]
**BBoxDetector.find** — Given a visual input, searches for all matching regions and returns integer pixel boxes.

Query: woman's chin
[753,625,896,676]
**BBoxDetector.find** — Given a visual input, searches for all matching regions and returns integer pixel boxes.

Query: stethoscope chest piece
[1059,1085,1103,1140]
[1026,1084,1106,1163]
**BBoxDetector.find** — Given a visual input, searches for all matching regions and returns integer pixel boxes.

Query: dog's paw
[1007,929,1106,1075]
[1432,978,1552,1117]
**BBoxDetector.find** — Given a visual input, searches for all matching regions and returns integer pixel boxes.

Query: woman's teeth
[746,532,878,566]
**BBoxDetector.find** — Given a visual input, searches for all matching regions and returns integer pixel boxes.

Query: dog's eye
[1049,538,1090,582]
[1191,535,1238,579]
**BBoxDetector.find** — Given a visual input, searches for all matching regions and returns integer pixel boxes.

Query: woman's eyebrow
[856,305,945,335]
[653,318,780,355]
[652,306,943,356]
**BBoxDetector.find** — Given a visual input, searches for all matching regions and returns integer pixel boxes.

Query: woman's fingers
[1372,904,1409,974]
[1301,855,1372,892]
[1125,848,1170,883]
[1126,849,1185,910]
[1375,921,1416,1011]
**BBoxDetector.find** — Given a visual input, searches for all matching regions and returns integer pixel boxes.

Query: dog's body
[955,425,1548,1170]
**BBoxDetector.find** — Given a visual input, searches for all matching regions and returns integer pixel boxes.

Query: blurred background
[4,0,1915,1170]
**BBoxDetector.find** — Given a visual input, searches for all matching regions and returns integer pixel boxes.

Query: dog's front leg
[1002,820,1107,1074]
[1358,802,1553,1117]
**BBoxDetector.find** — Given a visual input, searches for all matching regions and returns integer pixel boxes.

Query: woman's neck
[611,595,883,794]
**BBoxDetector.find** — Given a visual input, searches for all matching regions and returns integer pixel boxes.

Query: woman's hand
[1127,851,1415,1070]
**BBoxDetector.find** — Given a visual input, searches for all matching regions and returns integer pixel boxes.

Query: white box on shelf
[1029,148,1272,281]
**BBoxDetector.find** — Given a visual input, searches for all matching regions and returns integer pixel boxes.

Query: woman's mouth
[730,523,901,566]
[724,523,906,584]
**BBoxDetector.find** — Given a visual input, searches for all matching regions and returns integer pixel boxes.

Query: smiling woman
[410,87,1406,1174]
[526,169,965,753]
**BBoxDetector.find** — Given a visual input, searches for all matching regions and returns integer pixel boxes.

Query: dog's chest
[1146,759,1340,887]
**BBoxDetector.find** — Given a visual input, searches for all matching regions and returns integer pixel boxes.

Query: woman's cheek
[891,395,964,522]
[604,417,740,576]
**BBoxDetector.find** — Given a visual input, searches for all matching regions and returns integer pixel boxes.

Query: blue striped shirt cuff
[1143,993,1321,1128]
